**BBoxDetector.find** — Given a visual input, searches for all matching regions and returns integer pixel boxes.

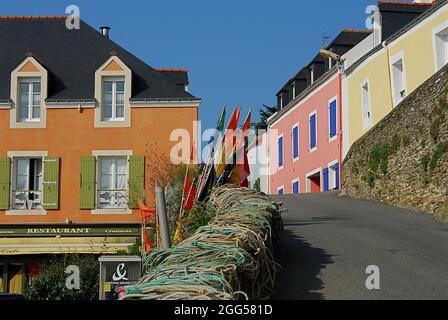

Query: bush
[369,143,390,176]
[402,135,411,147]
[421,154,431,172]
[25,255,99,300]
[367,171,376,188]
[429,143,447,170]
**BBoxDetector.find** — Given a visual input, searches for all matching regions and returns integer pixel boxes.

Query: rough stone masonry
[343,65,448,222]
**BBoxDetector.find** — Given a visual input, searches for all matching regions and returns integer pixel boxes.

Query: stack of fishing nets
[121,185,283,300]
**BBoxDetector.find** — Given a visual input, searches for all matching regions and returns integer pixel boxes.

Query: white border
[360,78,373,130]
[309,110,318,153]
[291,122,299,162]
[10,57,48,129]
[94,56,132,128]
[292,177,300,194]
[91,150,133,215]
[5,151,48,216]
[277,133,284,171]
[328,96,338,143]
[389,51,408,107]
[276,185,285,195]
[305,167,322,193]
[432,19,448,72]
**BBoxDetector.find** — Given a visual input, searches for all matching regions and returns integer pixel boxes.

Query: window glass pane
[103,104,112,120]
[116,81,125,92]
[20,82,29,94]
[103,81,113,93]
[19,83,29,120]
[100,174,112,189]
[32,105,40,119]
[116,174,127,189]
[116,105,124,118]
[33,82,41,93]
[116,158,127,174]
[100,158,112,174]
[33,159,43,191]
[16,160,28,190]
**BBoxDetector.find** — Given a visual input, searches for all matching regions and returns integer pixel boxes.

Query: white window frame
[102,76,125,121]
[361,78,372,129]
[10,57,48,129]
[292,83,296,99]
[432,20,448,72]
[277,185,285,195]
[328,96,338,143]
[18,78,42,122]
[305,167,322,193]
[390,51,408,107]
[309,110,318,153]
[277,133,284,171]
[94,56,132,128]
[292,123,299,162]
[91,150,133,215]
[327,159,339,191]
[292,178,300,194]
[6,151,48,216]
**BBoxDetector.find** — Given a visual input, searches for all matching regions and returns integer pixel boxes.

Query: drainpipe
[382,41,395,111]
[337,61,344,190]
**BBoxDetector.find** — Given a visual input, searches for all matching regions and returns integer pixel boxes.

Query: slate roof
[0,17,198,101]
[379,0,433,40]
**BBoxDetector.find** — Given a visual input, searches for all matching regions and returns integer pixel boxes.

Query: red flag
[138,199,156,252]
[189,143,197,163]
[183,174,192,194]
[182,180,197,212]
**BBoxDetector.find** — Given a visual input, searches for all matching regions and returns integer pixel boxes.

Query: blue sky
[4,0,376,132]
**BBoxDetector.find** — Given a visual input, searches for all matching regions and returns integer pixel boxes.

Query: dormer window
[310,67,315,84]
[19,78,41,122]
[10,57,48,129]
[103,77,125,121]
[95,56,132,128]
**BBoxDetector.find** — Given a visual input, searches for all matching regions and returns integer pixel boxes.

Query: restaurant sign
[0,224,140,238]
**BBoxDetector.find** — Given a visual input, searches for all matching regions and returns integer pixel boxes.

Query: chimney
[100,26,111,38]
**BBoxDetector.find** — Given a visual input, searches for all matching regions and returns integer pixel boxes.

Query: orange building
[0,17,200,294]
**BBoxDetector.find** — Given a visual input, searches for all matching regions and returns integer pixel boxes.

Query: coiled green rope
[121,185,283,300]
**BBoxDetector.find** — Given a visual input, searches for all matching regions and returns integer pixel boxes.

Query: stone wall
[342,66,448,222]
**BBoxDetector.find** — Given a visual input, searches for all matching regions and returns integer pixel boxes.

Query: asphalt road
[272,192,448,300]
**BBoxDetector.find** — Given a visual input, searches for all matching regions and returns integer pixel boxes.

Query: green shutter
[80,156,96,209]
[43,157,60,210]
[128,155,145,209]
[0,157,11,210]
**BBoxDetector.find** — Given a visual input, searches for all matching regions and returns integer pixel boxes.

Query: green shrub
[369,143,390,176]
[367,171,376,188]
[421,154,431,172]
[25,255,99,300]
[429,143,447,170]
[402,135,411,147]
[390,134,401,154]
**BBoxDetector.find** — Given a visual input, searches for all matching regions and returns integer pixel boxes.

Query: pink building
[268,30,370,195]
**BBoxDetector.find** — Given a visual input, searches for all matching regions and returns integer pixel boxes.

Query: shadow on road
[273,228,334,300]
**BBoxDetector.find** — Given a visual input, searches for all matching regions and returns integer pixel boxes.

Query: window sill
[329,135,338,143]
[91,208,132,215]
[309,147,318,153]
[6,209,47,216]
[293,157,299,163]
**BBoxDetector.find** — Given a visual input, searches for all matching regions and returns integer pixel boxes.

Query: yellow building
[342,0,448,157]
